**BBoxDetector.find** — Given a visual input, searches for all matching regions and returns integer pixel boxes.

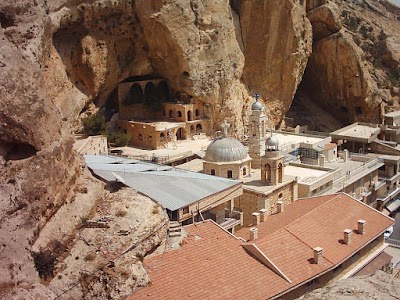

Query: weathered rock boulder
[303,31,380,124]
[135,0,249,133]
[235,0,313,125]
[307,2,341,41]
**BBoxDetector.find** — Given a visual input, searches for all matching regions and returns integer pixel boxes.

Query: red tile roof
[130,194,393,300]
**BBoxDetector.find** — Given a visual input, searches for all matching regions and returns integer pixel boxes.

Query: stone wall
[236,182,295,227]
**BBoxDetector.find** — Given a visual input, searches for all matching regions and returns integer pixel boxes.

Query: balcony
[217,209,243,231]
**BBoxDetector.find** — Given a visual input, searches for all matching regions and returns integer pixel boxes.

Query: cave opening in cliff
[286,79,345,133]
[1,141,37,161]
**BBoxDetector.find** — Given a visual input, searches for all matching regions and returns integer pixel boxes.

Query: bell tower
[248,94,267,168]
[261,131,284,185]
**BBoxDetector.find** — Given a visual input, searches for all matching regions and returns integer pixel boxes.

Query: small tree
[82,113,106,136]
[107,131,130,147]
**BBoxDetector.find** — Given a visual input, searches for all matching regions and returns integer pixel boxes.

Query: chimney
[343,149,349,162]
[313,247,323,264]
[259,209,268,222]
[249,227,258,241]
[358,220,366,235]
[319,154,325,167]
[252,212,260,225]
[277,201,284,213]
[344,229,352,245]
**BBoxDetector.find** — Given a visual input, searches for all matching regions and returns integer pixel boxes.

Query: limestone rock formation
[1,0,400,298]
[235,0,313,125]
[298,0,400,125]
[298,271,400,300]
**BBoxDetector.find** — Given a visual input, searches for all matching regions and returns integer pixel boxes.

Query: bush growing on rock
[82,113,106,136]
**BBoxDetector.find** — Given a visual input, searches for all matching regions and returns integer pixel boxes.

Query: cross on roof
[221,120,230,137]
[255,93,260,101]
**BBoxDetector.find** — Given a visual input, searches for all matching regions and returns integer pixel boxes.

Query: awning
[386,198,400,213]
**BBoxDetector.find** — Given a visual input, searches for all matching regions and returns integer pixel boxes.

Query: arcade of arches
[116,78,210,149]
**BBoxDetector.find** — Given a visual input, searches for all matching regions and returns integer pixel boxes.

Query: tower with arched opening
[248,94,268,169]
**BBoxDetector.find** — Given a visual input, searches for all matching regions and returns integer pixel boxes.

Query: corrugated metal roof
[85,155,240,210]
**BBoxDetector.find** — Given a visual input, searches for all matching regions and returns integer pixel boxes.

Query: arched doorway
[187,110,192,121]
[123,83,144,105]
[160,132,165,141]
[144,82,157,105]
[176,128,186,140]
[196,124,202,133]
[157,80,170,102]
[265,164,271,183]
[211,169,216,176]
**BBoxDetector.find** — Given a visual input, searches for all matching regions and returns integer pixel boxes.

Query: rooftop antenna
[221,119,230,137]
[255,93,260,102]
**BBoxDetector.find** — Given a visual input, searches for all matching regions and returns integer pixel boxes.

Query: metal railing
[386,238,400,248]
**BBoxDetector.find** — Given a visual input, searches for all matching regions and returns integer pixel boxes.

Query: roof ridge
[117,169,241,183]
[279,194,340,231]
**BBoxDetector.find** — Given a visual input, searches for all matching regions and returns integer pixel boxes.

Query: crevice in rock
[0,141,37,161]
[0,8,16,28]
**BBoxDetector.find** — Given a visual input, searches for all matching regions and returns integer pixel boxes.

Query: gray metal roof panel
[118,172,239,210]
[85,155,240,211]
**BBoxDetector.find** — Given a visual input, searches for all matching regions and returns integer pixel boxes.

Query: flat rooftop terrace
[122,120,185,131]
[331,123,380,141]
[385,111,400,118]
[242,168,295,194]
[112,138,212,162]
[273,132,326,147]
[284,165,330,184]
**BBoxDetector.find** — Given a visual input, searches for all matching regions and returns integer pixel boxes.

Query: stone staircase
[168,221,182,238]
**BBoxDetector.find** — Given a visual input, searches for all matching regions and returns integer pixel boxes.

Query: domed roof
[251,100,264,111]
[265,136,279,148]
[204,137,248,162]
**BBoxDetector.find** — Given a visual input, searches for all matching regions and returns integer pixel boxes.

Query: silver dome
[204,137,248,162]
[265,136,279,147]
[251,100,263,111]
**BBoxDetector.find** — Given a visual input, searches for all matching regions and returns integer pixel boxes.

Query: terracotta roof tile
[129,194,393,300]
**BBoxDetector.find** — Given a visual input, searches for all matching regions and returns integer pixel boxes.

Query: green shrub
[82,113,106,136]
[107,131,130,147]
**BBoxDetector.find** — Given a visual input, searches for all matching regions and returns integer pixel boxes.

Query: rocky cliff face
[1,0,400,298]
[300,0,400,125]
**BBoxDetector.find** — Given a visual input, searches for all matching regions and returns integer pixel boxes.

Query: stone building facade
[117,78,209,149]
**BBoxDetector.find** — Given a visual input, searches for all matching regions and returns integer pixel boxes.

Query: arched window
[211,169,215,176]
[177,111,182,118]
[187,110,192,121]
[195,109,200,117]
[148,135,153,142]
[265,164,271,182]
[227,170,233,178]
[144,82,156,104]
[169,110,174,119]
[278,163,283,183]
[190,125,195,133]
[139,133,143,141]
[196,124,202,133]
[243,167,247,176]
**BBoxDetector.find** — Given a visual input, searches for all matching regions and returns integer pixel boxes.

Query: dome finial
[221,119,230,137]
[251,94,263,111]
